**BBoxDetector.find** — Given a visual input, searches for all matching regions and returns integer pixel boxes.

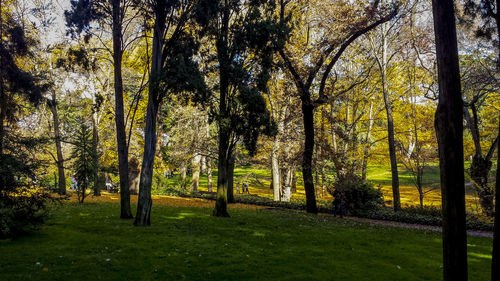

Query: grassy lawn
[0,199,493,280]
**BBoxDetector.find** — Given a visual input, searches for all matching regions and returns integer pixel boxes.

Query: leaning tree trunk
[301,96,318,214]
[112,0,132,219]
[48,92,66,195]
[432,0,468,279]
[134,0,166,226]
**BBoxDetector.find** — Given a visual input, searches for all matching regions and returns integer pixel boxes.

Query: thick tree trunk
[301,97,318,214]
[213,128,231,217]
[191,154,201,192]
[432,0,468,279]
[134,0,166,226]
[112,0,132,219]
[48,92,66,195]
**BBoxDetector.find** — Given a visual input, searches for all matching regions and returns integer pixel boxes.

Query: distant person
[242,182,249,194]
[71,176,78,191]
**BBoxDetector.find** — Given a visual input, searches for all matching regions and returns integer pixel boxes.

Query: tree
[279,0,398,213]
[134,0,206,226]
[493,112,499,281]
[431,0,468,279]
[65,0,142,219]
[194,0,283,217]
[71,122,96,203]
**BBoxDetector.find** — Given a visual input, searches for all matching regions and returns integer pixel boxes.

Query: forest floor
[0,197,493,281]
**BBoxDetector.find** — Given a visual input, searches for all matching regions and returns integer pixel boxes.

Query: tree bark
[48,92,66,195]
[112,0,132,219]
[432,0,468,279]
[361,99,374,181]
[213,128,230,217]
[492,112,499,281]
[134,0,167,226]
[92,109,100,196]
[271,135,281,201]
[227,155,235,203]
[207,157,213,192]
[379,22,400,211]
[301,97,318,214]
[191,154,201,192]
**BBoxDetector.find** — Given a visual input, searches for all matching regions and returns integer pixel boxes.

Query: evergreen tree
[194,0,286,217]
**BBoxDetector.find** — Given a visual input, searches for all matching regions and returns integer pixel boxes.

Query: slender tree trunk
[0,0,4,156]
[379,25,401,211]
[271,135,281,201]
[492,112,499,281]
[48,92,66,195]
[134,0,167,226]
[301,96,318,214]
[191,154,201,192]
[227,155,235,203]
[207,157,213,192]
[112,0,132,219]
[361,99,374,181]
[432,0,468,279]
[92,110,100,196]
[180,165,187,182]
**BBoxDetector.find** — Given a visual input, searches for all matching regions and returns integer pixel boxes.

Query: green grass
[0,201,493,280]
[365,164,441,189]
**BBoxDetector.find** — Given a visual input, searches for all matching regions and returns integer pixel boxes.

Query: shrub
[0,154,52,239]
[328,174,383,212]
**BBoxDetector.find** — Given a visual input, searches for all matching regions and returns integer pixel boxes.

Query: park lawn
[0,197,493,281]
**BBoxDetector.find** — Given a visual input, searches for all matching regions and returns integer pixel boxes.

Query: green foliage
[71,122,96,203]
[328,174,384,212]
[0,202,493,280]
[0,153,52,239]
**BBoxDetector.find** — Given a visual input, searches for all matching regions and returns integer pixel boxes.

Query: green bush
[328,174,383,212]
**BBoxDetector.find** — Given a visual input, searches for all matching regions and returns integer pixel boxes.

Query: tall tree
[432,0,468,279]
[279,0,398,213]
[493,112,499,280]
[65,0,141,219]
[134,0,206,226]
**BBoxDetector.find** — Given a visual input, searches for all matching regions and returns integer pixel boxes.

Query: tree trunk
[48,92,66,195]
[492,112,499,281]
[180,165,187,182]
[112,0,132,219]
[207,157,213,192]
[301,97,318,214]
[380,24,401,211]
[227,155,235,203]
[191,154,201,192]
[361,100,374,181]
[134,0,167,226]
[92,109,100,196]
[213,128,230,217]
[271,135,281,201]
[432,0,468,279]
